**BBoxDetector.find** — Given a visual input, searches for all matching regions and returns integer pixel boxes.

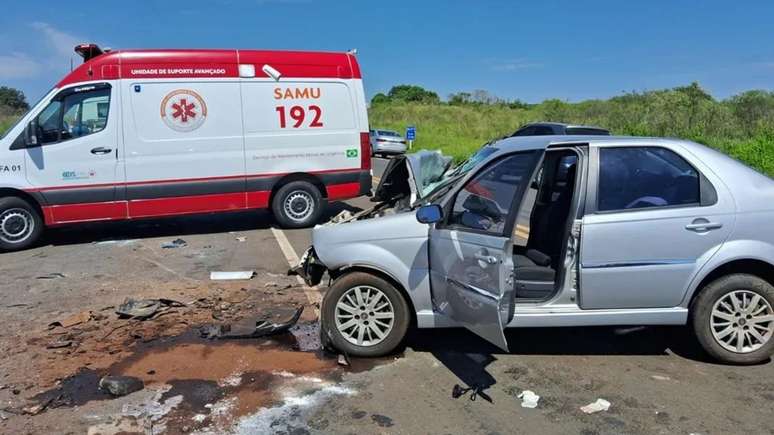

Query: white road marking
[271,227,321,315]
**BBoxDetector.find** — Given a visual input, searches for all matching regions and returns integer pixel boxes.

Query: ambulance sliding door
[122,80,246,217]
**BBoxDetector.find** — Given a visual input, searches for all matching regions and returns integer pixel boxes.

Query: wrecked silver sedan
[296,136,774,365]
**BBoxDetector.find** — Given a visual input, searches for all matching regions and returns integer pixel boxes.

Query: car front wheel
[692,273,774,365]
[321,271,410,357]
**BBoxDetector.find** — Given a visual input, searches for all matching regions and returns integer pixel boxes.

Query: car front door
[579,144,735,309]
[429,151,541,350]
[23,83,124,223]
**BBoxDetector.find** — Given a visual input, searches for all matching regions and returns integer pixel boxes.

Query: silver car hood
[313,211,427,253]
[372,150,452,203]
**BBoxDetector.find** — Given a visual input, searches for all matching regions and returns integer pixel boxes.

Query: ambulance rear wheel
[272,181,324,228]
[0,196,44,252]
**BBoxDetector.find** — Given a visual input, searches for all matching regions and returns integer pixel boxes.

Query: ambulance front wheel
[0,196,44,252]
[272,181,324,228]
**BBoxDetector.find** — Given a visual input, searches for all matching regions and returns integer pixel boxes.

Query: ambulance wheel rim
[0,208,35,244]
[284,191,314,223]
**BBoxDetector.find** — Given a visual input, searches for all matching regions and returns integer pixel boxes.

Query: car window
[512,127,533,136]
[566,127,610,136]
[36,86,110,145]
[598,147,701,212]
[531,126,555,135]
[378,130,400,137]
[449,152,538,235]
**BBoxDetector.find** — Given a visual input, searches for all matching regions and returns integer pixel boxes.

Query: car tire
[321,271,410,357]
[692,273,774,365]
[0,196,44,252]
[271,181,324,228]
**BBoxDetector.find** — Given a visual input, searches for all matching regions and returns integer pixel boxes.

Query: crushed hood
[371,150,452,203]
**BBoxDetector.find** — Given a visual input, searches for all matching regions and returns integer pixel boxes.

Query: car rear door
[429,151,541,350]
[579,144,735,309]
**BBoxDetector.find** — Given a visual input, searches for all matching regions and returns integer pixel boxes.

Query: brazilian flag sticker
[346,148,359,158]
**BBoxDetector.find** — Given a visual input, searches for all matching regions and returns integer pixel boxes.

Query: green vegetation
[0,86,29,138]
[370,83,774,177]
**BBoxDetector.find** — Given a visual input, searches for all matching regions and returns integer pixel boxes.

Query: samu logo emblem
[160,89,208,132]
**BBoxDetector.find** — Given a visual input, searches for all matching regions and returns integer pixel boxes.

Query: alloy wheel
[711,290,774,353]
[335,285,395,347]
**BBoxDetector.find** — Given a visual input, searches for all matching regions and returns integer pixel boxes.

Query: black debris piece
[200,306,304,339]
[161,238,188,249]
[99,376,144,397]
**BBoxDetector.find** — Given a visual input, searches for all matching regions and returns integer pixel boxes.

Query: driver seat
[513,249,556,298]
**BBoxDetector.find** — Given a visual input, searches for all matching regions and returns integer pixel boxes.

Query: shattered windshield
[420,145,499,204]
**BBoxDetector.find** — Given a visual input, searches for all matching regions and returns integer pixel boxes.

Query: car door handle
[90,147,112,155]
[685,221,723,232]
[475,250,498,265]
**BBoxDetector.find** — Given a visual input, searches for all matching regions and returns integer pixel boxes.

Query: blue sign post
[406,126,416,149]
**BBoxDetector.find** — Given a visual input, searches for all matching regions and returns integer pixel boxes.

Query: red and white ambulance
[0,44,371,251]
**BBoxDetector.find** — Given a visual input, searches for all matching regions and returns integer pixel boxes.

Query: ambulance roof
[57,48,361,87]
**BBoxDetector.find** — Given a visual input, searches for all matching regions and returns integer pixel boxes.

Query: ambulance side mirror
[24,119,39,147]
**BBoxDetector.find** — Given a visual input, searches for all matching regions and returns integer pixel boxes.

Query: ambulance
[0,44,371,251]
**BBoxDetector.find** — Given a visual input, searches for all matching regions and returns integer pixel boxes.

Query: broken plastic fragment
[116,298,185,320]
[161,238,187,249]
[210,271,256,280]
[518,390,540,408]
[580,398,611,414]
[200,306,304,339]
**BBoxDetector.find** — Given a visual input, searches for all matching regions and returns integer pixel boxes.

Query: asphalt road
[1,156,772,434]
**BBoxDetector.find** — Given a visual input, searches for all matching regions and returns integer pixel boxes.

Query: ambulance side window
[36,86,111,145]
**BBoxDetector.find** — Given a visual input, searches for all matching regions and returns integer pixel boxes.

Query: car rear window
[566,127,610,135]
[378,130,401,137]
[598,147,701,212]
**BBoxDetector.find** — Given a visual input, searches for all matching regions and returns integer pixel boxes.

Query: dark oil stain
[371,414,395,427]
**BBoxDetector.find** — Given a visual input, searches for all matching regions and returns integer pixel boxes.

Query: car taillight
[360,132,371,170]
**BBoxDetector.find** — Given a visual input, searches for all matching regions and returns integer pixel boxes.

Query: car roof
[522,122,609,130]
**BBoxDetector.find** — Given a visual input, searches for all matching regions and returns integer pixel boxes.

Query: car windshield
[420,145,499,203]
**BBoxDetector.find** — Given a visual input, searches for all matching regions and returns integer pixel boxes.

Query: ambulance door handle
[90,147,112,155]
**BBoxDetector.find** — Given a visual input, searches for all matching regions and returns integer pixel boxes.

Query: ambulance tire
[272,181,324,228]
[0,196,44,252]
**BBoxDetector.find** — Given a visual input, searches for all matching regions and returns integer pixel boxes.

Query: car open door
[429,151,541,350]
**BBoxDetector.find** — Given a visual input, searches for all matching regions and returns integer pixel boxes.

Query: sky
[1,0,773,105]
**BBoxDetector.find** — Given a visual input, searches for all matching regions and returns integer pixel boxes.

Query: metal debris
[116,298,185,320]
[200,306,303,339]
[36,273,66,280]
[46,339,73,349]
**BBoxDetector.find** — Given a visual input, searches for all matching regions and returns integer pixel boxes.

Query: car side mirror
[416,204,443,224]
[24,119,39,147]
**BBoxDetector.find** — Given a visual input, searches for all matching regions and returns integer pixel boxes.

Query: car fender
[317,241,434,313]
[682,238,774,306]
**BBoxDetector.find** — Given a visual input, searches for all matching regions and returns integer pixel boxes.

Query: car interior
[513,150,579,300]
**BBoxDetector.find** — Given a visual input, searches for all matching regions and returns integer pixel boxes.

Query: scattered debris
[651,375,671,381]
[94,239,138,246]
[23,395,57,415]
[517,390,540,408]
[210,271,256,280]
[99,376,145,397]
[46,339,73,349]
[200,306,303,339]
[48,310,93,329]
[116,298,185,320]
[581,398,611,414]
[36,272,66,280]
[337,354,351,367]
[161,238,188,249]
[264,282,278,287]
[236,236,247,242]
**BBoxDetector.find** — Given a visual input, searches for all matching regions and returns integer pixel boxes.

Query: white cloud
[489,58,543,72]
[0,52,42,79]
[30,22,83,59]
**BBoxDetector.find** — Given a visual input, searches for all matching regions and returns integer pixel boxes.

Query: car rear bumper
[374,142,407,153]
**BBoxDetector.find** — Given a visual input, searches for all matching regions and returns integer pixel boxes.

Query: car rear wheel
[0,197,44,252]
[271,181,324,228]
[321,272,410,357]
[692,274,774,365]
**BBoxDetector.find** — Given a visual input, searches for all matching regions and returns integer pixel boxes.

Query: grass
[369,102,774,177]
